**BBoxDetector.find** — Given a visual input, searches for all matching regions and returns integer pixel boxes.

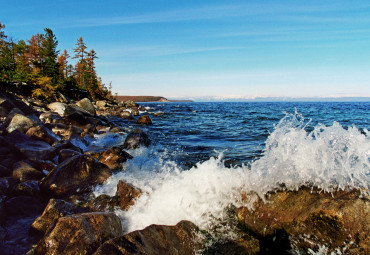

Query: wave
[94,111,369,233]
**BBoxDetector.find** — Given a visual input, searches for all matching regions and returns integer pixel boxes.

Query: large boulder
[236,188,370,254]
[123,129,151,150]
[41,154,112,197]
[30,198,89,237]
[76,98,96,116]
[94,220,200,255]
[12,161,44,182]
[115,180,142,211]
[125,100,137,108]
[34,212,123,255]
[6,113,38,133]
[97,147,133,170]
[25,125,60,145]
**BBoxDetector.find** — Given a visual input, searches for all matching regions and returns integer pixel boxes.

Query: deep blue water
[129,102,369,168]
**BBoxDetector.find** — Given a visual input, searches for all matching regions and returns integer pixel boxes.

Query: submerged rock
[123,129,151,149]
[94,220,200,255]
[34,212,123,255]
[41,154,112,197]
[236,187,370,254]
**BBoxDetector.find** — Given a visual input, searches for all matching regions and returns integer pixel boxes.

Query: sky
[1,0,370,100]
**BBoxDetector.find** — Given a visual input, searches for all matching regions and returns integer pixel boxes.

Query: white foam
[94,111,370,233]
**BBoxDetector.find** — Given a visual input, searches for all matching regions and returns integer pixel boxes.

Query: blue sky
[1,0,370,99]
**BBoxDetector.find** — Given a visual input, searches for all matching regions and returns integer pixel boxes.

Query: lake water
[93,102,370,236]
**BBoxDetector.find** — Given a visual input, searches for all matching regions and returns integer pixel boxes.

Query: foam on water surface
[94,111,370,233]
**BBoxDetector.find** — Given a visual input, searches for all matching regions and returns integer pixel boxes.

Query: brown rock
[31,198,89,237]
[120,111,134,120]
[236,188,370,254]
[115,180,142,211]
[137,115,152,125]
[131,108,139,116]
[34,212,123,255]
[123,129,151,149]
[88,194,119,212]
[94,220,200,255]
[12,180,41,197]
[98,147,133,170]
[76,98,96,116]
[41,154,112,197]
[12,161,44,182]
[58,149,82,164]
[39,111,62,124]
[26,125,60,145]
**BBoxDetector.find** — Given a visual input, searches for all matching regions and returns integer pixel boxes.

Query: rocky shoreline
[0,84,369,254]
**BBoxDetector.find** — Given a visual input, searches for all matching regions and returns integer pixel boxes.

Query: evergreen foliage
[0,22,112,101]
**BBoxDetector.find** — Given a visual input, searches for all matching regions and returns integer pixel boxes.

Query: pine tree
[40,28,59,82]
[73,37,88,89]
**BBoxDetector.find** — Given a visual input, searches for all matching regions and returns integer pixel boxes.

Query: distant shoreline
[114,95,193,103]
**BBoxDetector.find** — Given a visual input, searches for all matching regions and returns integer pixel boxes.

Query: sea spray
[94,111,369,235]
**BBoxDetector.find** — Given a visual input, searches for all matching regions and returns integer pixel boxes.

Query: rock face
[41,154,112,197]
[34,212,123,255]
[123,129,151,149]
[31,198,89,237]
[137,115,152,125]
[94,220,200,255]
[115,180,142,211]
[76,98,96,116]
[236,188,370,254]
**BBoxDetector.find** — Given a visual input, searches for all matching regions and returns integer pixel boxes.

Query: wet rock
[120,111,134,120]
[116,180,142,211]
[137,115,152,125]
[236,187,370,254]
[30,198,89,237]
[76,98,96,116]
[25,125,60,145]
[12,180,41,197]
[48,123,83,140]
[47,102,75,117]
[110,127,124,133]
[52,140,83,156]
[58,149,82,164]
[5,196,44,216]
[0,164,11,178]
[41,154,112,197]
[38,111,62,124]
[98,147,133,170]
[0,177,18,196]
[4,131,55,161]
[88,194,119,212]
[6,113,37,133]
[131,108,139,116]
[94,220,200,255]
[34,212,123,255]
[123,129,151,149]
[12,161,44,182]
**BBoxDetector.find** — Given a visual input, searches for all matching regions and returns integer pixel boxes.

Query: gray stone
[76,98,96,116]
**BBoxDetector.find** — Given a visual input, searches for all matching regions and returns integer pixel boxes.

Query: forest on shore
[0,22,112,101]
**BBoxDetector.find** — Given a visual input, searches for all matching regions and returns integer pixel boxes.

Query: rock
[154,111,163,116]
[25,125,60,145]
[5,196,44,216]
[131,108,139,116]
[88,194,119,212]
[123,129,151,149]
[110,127,124,133]
[41,154,112,197]
[137,115,152,125]
[56,91,71,103]
[47,102,75,117]
[30,198,89,237]
[94,220,200,255]
[236,187,370,254]
[96,100,106,109]
[120,111,134,120]
[58,149,81,164]
[34,212,123,255]
[12,161,44,182]
[6,114,37,133]
[125,100,137,108]
[77,98,96,116]
[0,92,15,118]
[0,164,11,178]
[39,111,62,124]
[0,177,18,196]
[98,147,133,170]
[115,180,142,211]
[4,131,55,161]
[48,123,83,139]
[12,180,41,197]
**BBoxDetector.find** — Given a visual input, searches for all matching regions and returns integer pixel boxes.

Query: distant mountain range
[115,96,193,102]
